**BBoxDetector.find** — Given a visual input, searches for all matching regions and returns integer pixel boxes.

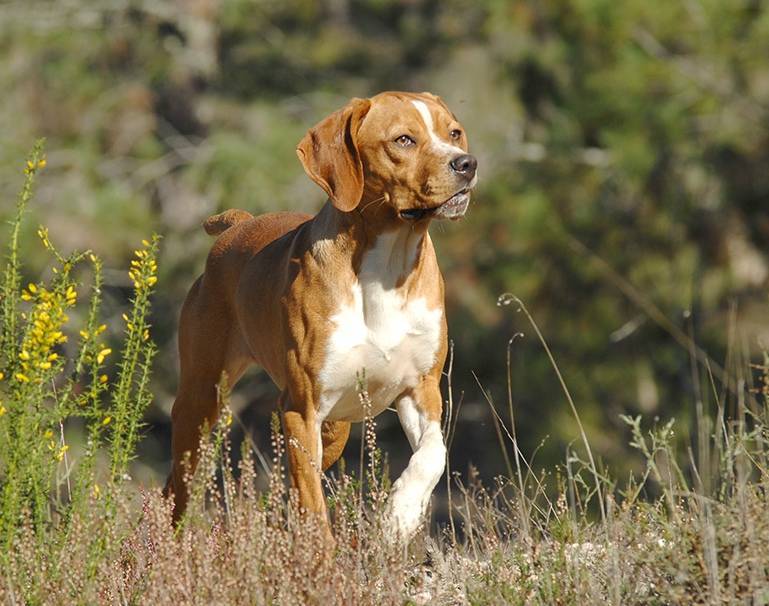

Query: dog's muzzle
[433,189,470,220]
[400,188,471,221]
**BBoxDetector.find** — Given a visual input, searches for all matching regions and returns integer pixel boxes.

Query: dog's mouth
[399,188,471,222]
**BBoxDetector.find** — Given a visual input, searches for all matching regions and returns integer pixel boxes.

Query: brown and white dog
[165,91,477,539]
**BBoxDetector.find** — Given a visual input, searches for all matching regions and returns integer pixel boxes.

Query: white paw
[387,484,426,540]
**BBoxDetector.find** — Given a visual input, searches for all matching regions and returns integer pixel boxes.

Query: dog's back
[204,209,312,254]
[200,210,312,297]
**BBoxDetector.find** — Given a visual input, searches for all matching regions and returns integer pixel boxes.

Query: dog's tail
[203,209,254,236]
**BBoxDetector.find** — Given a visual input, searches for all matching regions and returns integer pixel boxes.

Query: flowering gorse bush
[0,141,159,555]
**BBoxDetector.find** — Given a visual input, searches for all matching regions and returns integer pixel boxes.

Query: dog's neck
[310,198,429,285]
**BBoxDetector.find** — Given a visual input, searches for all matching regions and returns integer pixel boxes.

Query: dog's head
[297,91,477,222]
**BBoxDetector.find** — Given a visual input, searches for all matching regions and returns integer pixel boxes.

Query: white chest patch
[317,230,442,422]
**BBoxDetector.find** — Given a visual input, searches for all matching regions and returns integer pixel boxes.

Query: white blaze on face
[411,99,465,156]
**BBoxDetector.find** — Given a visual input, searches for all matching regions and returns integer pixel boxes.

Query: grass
[2,142,769,604]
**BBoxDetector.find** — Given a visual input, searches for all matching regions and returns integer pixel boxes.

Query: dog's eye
[449,129,462,140]
[395,135,416,147]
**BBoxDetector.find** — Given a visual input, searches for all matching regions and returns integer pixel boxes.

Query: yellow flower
[79,329,89,339]
[96,324,107,335]
[99,374,108,384]
[37,158,46,169]
[127,240,158,291]
[0,405,6,416]
[92,484,101,498]
[0,371,4,381]
[65,285,77,305]
[15,283,73,385]
[96,348,112,364]
[43,429,53,440]
[37,226,52,250]
[55,444,69,461]
[102,416,112,426]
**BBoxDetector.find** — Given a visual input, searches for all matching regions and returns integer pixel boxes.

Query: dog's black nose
[449,153,477,178]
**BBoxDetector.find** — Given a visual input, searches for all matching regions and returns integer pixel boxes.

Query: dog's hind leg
[163,275,249,523]
[321,421,351,471]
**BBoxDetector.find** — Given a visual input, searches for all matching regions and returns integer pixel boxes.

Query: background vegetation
[2,0,769,580]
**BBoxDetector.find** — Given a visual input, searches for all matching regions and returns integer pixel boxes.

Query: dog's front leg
[389,376,447,539]
[281,390,330,535]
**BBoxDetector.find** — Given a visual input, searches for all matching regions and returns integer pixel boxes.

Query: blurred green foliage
[2,0,769,483]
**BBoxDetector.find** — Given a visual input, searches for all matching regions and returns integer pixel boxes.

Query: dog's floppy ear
[296,97,372,212]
